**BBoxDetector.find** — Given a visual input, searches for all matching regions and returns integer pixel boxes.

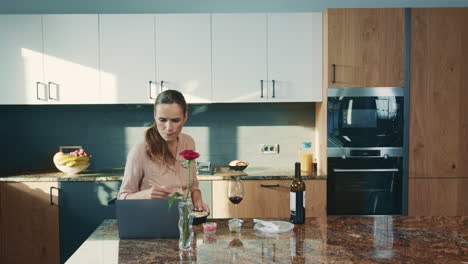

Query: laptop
[116,199,181,239]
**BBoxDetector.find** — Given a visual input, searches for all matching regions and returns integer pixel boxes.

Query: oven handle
[333,168,399,172]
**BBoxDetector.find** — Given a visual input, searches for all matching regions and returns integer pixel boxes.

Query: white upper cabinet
[267,13,322,102]
[211,13,322,103]
[155,14,211,103]
[99,14,156,104]
[0,15,45,104]
[1,13,322,105]
[42,15,100,104]
[212,14,268,103]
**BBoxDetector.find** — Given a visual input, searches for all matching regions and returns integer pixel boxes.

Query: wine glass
[227,177,244,221]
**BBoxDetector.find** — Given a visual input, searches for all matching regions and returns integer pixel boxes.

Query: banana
[58,155,89,166]
[65,160,89,167]
[75,156,90,163]
[58,155,76,165]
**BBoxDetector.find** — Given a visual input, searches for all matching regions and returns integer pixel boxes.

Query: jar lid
[302,142,312,148]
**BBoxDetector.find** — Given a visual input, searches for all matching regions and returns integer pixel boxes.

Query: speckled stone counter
[0,167,326,182]
[198,166,326,181]
[66,216,467,264]
[0,168,125,182]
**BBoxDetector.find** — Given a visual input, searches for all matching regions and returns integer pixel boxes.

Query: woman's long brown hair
[145,90,188,165]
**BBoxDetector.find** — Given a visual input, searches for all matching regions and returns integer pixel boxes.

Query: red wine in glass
[228,178,244,220]
[229,195,243,204]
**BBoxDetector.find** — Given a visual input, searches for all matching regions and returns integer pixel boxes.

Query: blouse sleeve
[118,142,151,200]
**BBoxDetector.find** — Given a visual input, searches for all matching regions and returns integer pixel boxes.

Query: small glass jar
[228,218,243,233]
[202,222,217,234]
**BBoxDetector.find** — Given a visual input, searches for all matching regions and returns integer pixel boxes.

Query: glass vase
[178,200,194,251]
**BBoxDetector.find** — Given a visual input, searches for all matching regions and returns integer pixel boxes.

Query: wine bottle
[290,162,306,224]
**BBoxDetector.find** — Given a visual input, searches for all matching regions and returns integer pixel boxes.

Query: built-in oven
[327,88,404,215]
[327,148,402,215]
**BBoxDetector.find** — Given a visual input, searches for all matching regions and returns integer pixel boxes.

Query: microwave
[327,87,404,148]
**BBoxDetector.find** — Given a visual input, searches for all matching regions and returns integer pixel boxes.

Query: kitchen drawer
[212,180,326,218]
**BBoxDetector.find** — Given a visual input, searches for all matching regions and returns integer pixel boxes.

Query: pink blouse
[118,133,199,200]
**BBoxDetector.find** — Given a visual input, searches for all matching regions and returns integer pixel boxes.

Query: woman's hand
[191,189,210,212]
[150,185,174,199]
[193,200,210,212]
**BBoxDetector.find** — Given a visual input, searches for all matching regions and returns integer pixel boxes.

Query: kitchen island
[66,216,467,263]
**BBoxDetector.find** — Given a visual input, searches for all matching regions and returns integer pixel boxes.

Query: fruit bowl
[53,146,90,175]
[228,160,249,171]
[55,164,90,175]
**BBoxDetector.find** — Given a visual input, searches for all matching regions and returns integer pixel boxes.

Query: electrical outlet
[260,144,279,154]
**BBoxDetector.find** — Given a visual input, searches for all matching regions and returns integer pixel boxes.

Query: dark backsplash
[1,103,315,170]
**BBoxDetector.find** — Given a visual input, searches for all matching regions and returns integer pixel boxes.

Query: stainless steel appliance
[327,148,402,215]
[327,88,404,215]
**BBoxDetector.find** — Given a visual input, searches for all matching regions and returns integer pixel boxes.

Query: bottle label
[290,191,306,212]
[290,192,296,212]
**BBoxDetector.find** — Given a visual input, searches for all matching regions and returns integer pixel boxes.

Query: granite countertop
[66,216,467,264]
[0,167,326,182]
[0,168,125,182]
[198,166,326,181]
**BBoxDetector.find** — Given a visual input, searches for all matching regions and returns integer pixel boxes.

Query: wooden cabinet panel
[305,180,327,217]
[409,8,468,179]
[212,180,326,219]
[327,8,405,88]
[212,180,288,218]
[409,178,468,216]
[0,182,59,264]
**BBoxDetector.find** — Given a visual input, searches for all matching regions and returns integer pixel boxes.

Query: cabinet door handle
[149,81,156,99]
[260,184,280,188]
[272,80,276,98]
[36,82,47,101]
[50,186,59,206]
[48,82,59,100]
[260,80,264,98]
[160,80,164,93]
[332,64,336,84]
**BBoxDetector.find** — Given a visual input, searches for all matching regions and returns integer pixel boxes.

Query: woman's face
[155,103,187,143]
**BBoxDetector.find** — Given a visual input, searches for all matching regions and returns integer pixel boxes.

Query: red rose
[179,150,200,161]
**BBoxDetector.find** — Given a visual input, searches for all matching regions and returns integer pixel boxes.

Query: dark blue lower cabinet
[59,181,121,264]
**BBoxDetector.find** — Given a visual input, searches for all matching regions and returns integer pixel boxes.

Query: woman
[118,90,209,212]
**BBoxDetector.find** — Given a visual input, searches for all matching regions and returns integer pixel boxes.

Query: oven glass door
[328,96,404,148]
[327,158,402,215]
